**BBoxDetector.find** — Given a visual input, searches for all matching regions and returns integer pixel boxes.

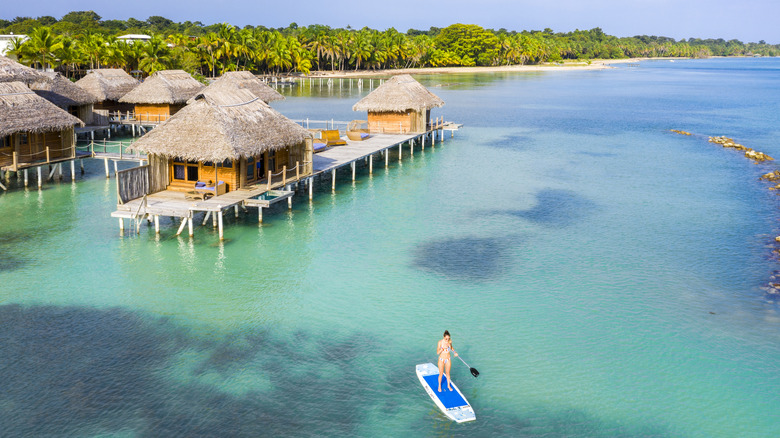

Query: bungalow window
[172,159,199,182]
[0,136,9,152]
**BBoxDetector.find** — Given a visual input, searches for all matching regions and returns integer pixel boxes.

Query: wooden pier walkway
[112,123,459,239]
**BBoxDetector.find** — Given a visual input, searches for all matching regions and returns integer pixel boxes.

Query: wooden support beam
[154,215,160,234]
[398,143,402,161]
[119,218,124,232]
[104,157,109,178]
[188,217,193,237]
[369,154,373,174]
[385,149,389,167]
[332,169,336,192]
[37,166,42,189]
[70,160,76,181]
[113,160,118,177]
[351,161,356,181]
[23,168,28,187]
[258,207,263,223]
[308,177,313,200]
[176,217,187,236]
[218,210,224,240]
[234,205,239,218]
[410,140,414,156]
[80,159,84,174]
[202,211,211,226]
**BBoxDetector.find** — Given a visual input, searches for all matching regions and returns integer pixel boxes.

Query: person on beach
[437,330,458,392]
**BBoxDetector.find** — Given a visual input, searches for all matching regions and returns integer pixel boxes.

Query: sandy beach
[307,58,684,77]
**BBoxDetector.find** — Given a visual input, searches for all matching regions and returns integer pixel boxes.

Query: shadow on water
[488,133,535,151]
[0,305,669,437]
[412,236,516,281]
[487,189,597,227]
[0,231,37,272]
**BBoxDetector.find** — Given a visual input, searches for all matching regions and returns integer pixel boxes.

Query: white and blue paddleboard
[416,363,476,423]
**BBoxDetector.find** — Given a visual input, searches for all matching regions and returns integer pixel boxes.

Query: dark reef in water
[488,189,596,227]
[413,236,512,281]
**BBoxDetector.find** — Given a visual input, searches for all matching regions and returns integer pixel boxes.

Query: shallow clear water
[2,59,780,437]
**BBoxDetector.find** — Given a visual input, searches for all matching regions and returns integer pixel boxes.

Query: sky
[3,0,779,43]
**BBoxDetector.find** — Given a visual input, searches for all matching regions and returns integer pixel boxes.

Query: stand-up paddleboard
[416,363,476,423]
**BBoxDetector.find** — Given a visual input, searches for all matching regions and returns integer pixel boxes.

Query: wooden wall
[95,100,135,113]
[10,127,74,163]
[135,104,172,123]
[117,165,150,204]
[367,111,427,133]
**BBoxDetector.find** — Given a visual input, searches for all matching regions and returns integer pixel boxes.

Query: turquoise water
[2,58,780,436]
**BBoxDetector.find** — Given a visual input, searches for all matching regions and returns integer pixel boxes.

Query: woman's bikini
[439,341,451,364]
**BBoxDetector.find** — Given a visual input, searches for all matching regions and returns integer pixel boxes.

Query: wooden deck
[111,125,459,239]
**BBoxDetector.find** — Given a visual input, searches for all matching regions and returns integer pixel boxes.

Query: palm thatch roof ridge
[0,55,47,84]
[75,68,139,102]
[0,81,84,136]
[352,74,444,113]
[190,71,284,104]
[130,88,310,162]
[119,70,204,104]
[29,72,99,107]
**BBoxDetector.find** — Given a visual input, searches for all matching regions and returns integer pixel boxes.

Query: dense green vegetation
[2,11,778,78]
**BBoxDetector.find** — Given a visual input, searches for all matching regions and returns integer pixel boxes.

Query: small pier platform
[111,122,460,239]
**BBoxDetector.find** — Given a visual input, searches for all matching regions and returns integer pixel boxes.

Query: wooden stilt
[234,205,239,218]
[24,168,28,187]
[113,160,118,177]
[104,157,109,178]
[37,166,42,189]
[398,143,402,161]
[369,155,373,174]
[385,149,389,167]
[332,169,336,192]
[80,159,84,174]
[70,160,76,180]
[308,177,313,200]
[410,140,414,156]
[176,217,187,236]
[288,195,292,209]
[218,210,224,240]
[351,161,356,181]
[154,215,160,234]
[188,217,193,237]
[258,207,263,223]
[213,210,218,228]
[202,211,211,226]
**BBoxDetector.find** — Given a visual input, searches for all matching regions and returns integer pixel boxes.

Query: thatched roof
[352,74,444,113]
[130,88,310,162]
[0,81,84,136]
[0,55,46,84]
[192,71,284,104]
[119,70,204,104]
[29,72,99,107]
[75,68,139,102]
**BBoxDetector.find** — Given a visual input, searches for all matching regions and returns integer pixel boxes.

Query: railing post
[12,151,18,171]
[46,147,50,163]
[282,165,287,185]
[296,161,300,180]
[267,170,272,190]
[119,141,123,159]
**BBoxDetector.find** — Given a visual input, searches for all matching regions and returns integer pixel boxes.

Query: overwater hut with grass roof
[0,56,99,125]
[129,87,312,194]
[353,74,444,134]
[75,68,139,113]
[29,72,99,125]
[0,81,83,174]
[119,69,204,123]
[200,71,284,104]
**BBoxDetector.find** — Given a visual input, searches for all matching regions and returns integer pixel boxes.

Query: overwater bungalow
[29,72,99,125]
[129,87,313,194]
[199,71,284,103]
[119,69,204,123]
[353,74,444,134]
[75,68,139,113]
[0,81,83,173]
[0,56,100,125]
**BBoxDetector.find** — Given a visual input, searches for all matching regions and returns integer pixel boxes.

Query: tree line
[3,11,778,78]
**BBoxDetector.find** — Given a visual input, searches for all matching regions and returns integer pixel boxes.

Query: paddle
[456,355,480,377]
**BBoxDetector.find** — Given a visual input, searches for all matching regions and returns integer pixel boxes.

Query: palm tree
[138,36,172,74]
[350,30,372,70]
[54,36,82,78]
[197,33,220,77]
[26,27,62,70]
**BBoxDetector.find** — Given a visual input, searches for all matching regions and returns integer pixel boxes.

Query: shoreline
[305,57,687,77]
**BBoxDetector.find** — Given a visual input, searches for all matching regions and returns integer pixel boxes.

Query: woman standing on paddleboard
[437,330,458,392]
